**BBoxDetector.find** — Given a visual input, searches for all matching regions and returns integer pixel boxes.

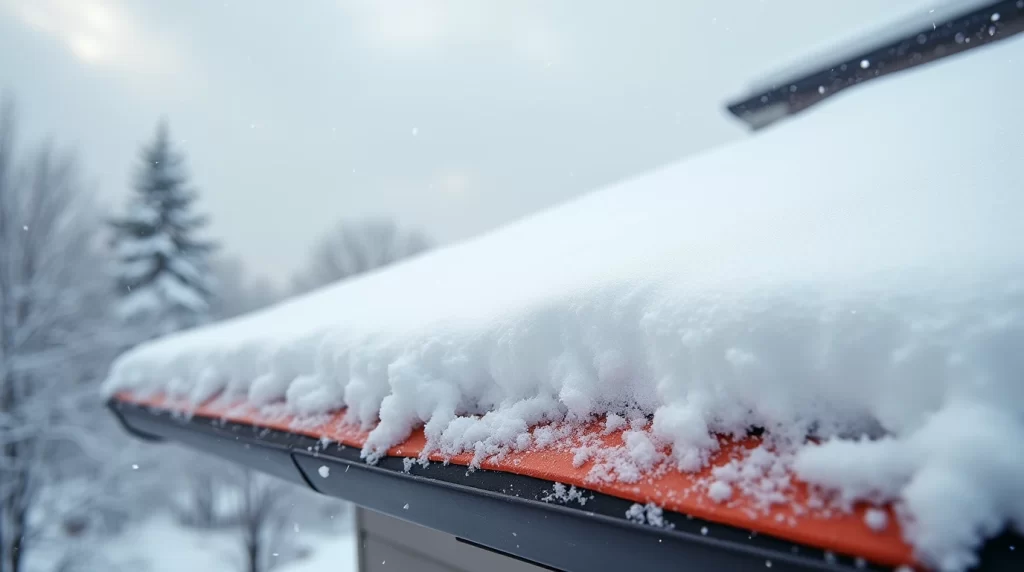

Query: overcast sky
[0,0,935,283]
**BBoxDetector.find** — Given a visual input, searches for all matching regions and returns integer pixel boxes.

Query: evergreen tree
[110,121,215,335]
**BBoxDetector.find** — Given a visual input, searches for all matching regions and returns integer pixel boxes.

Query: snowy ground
[101,515,351,572]
[26,512,355,572]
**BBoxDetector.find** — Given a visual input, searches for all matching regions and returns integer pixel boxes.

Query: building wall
[355,507,547,572]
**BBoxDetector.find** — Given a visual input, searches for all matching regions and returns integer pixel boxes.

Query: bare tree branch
[0,96,120,572]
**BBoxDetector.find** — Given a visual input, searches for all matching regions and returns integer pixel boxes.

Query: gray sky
[0,0,933,283]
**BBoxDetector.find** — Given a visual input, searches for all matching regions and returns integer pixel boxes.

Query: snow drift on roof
[106,36,1024,570]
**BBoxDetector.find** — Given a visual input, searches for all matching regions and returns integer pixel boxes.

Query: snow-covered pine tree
[110,122,216,336]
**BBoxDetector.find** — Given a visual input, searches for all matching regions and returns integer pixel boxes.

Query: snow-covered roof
[106,35,1024,571]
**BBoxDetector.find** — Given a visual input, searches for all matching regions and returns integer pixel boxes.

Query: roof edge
[727,0,1024,129]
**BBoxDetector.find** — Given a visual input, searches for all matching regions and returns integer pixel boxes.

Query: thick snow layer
[106,37,1024,570]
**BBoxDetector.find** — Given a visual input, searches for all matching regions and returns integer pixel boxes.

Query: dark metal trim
[108,399,1023,572]
[727,0,1024,129]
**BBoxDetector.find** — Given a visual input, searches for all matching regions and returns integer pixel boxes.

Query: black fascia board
[108,399,1024,572]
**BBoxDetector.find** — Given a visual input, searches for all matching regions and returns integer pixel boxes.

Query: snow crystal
[705,446,793,513]
[543,482,592,506]
[623,431,658,471]
[105,37,1024,571]
[864,508,888,532]
[581,427,668,484]
[603,413,627,434]
[625,502,672,529]
[317,465,329,479]
[571,446,592,468]
[625,503,644,522]
[708,481,733,503]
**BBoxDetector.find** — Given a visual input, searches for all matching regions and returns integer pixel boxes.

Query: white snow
[105,36,1024,571]
[708,481,733,503]
[276,533,356,572]
[542,482,592,506]
[864,508,889,532]
[622,430,658,471]
[26,514,356,572]
[603,412,627,434]
[115,232,175,259]
[625,502,672,529]
[317,465,330,479]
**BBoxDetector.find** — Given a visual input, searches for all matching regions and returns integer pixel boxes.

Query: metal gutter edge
[108,400,1024,572]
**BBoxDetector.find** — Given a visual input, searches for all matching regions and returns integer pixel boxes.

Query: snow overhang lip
[727,0,1024,129]
[107,393,1024,571]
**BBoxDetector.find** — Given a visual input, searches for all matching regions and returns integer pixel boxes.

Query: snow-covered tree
[110,122,216,336]
[292,218,431,294]
[0,98,124,572]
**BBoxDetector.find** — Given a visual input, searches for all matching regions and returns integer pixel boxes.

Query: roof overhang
[109,393,1023,571]
[727,0,1024,129]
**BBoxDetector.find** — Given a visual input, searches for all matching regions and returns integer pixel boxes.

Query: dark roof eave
[727,0,1024,130]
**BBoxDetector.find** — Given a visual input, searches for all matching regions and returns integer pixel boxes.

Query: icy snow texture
[542,482,591,506]
[708,481,733,504]
[106,37,1024,570]
[626,503,672,529]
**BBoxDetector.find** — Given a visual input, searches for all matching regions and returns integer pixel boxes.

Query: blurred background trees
[291,218,431,294]
[0,96,126,572]
[0,93,431,572]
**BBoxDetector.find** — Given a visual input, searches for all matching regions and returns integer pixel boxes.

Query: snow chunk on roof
[708,481,733,504]
[864,508,889,532]
[106,38,1024,570]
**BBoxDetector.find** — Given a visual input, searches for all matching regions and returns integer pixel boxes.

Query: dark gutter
[109,400,1024,572]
